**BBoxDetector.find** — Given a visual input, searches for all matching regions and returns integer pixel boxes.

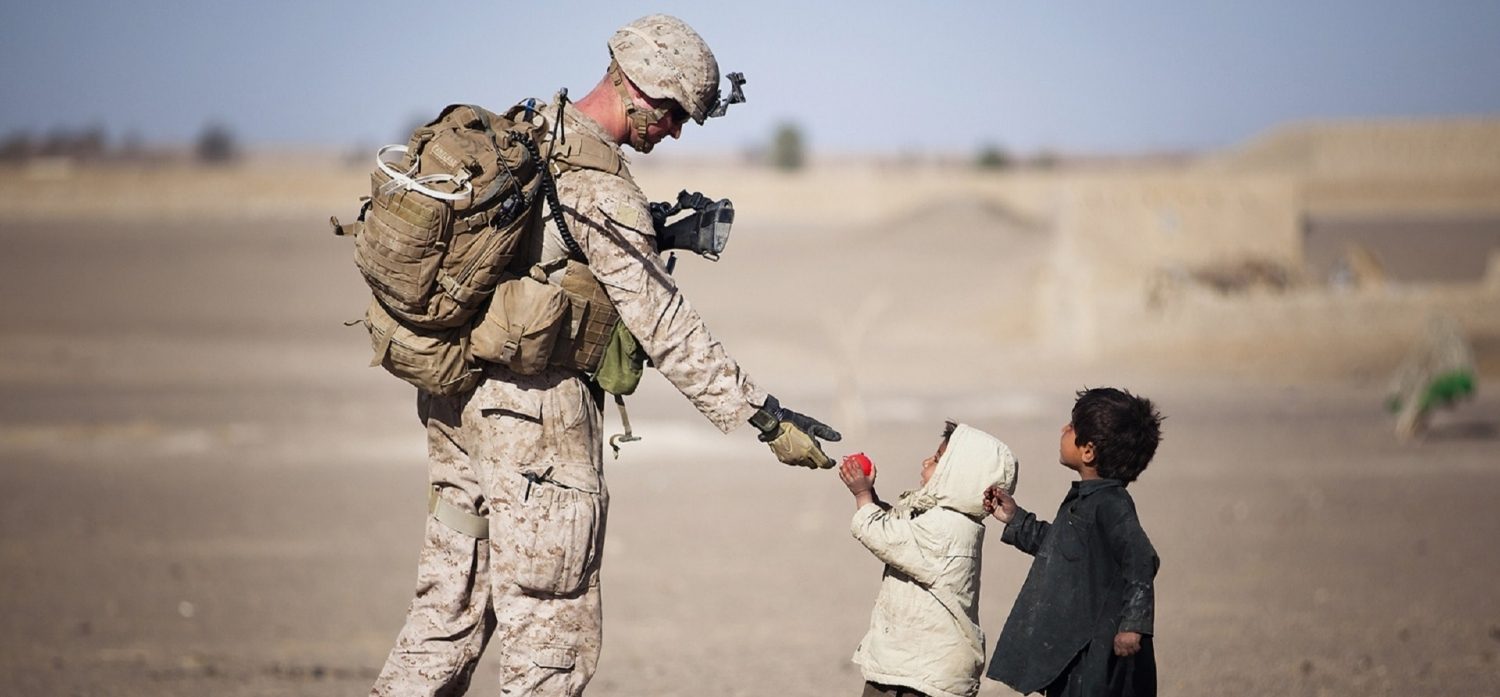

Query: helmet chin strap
[608,60,670,153]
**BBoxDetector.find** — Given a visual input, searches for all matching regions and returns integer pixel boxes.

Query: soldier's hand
[778,406,841,444]
[750,396,841,469]
[762,422,837,469]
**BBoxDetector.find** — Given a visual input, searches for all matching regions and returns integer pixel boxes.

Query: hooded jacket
[850,424,1018,697]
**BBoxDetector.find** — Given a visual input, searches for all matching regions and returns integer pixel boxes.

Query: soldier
[369,14,841,697]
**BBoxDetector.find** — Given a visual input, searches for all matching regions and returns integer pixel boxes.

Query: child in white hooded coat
[837,421,1019,697]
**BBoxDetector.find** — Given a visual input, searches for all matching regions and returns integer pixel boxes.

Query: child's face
[921,437,947,485]
[1059,421,1094,471]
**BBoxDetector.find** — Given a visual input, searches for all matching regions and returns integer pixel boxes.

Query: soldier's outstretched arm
[562,172,845,464]
[559,171,763,429]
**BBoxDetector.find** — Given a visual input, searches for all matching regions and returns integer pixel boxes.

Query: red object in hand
[850,453,873,477]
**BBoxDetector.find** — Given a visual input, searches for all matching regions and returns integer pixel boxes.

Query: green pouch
[1386,369,1477,413]
[1422,370,1476,410]
[592,321,647,396]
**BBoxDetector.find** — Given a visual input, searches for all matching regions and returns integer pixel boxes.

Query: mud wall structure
[1047,119,1500,370]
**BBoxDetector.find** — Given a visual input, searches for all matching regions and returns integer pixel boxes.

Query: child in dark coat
[984,387,1163,697]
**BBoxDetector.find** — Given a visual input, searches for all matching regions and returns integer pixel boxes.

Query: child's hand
[984,485,1017,523]
[838,454,876,496]
[1113,631,1142,657]
[839,455,881,510]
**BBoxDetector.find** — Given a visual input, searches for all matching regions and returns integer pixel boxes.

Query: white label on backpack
[431,143,460,170]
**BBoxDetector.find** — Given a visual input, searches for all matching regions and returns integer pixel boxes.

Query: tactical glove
[748,395,841,469]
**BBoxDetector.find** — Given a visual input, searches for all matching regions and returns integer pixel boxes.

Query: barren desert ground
[1,158,1498,697]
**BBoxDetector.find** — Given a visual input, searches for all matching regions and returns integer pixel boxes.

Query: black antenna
[553,87,569,145]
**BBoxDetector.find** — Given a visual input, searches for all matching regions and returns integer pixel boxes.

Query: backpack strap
[552,135,625,177]
[428,486,490,539]
[506,97,626,177]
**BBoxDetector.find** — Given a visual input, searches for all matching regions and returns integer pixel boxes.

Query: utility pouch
[471,274,569,375]
[550,261,622,373]
[364,299,480,396]
[593,321,647,396]
[355,169,452,321]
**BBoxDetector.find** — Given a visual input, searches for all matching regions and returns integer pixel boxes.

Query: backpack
[332,99,627,396]
[339,103,550,329]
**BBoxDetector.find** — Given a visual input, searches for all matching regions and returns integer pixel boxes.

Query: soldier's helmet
[608,14,720,125]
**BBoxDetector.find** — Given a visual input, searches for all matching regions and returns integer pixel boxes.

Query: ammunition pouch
[550,261,648,395]
[467,260,646,396]
[470,273,570,376]
[549,260,620,374]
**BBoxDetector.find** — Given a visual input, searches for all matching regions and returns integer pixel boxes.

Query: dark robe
[986,479,1159,696]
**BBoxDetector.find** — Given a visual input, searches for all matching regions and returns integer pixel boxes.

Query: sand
[1,155,1498,696]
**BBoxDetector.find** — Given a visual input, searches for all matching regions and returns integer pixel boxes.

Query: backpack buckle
[499,338,519,363]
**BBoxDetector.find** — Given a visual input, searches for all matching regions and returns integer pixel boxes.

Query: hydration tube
[374,144,473,202]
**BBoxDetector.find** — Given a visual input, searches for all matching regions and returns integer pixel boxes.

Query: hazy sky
[2,1,1497,155]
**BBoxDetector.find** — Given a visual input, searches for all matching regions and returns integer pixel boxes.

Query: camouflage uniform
[371,99,766,697]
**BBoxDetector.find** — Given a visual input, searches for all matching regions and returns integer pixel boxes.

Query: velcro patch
[606,202,642,231]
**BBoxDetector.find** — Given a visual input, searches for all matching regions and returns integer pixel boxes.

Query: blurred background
[2,2,1497,695]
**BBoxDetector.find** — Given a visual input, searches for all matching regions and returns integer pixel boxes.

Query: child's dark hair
[941,420,959,442]
[1071,388,1163,483]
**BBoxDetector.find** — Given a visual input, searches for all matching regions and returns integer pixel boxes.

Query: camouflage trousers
[372,365,608,697]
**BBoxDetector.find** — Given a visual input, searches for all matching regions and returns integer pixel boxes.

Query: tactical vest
[537,113,633,374]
